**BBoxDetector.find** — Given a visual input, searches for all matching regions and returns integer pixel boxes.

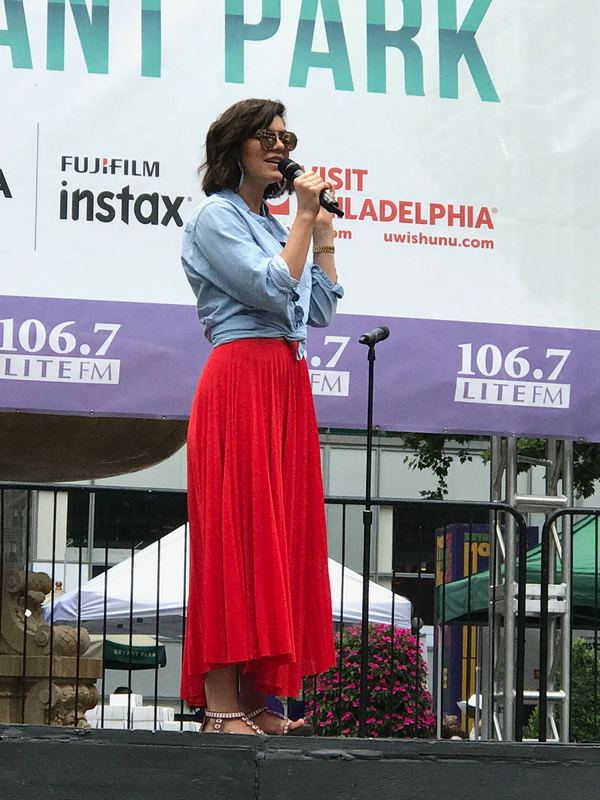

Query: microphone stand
[357,333,387,737]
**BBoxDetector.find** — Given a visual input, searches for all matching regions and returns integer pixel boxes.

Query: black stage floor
[3,723,600,799]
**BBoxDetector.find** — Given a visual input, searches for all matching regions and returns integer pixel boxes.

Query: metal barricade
[314,497,529,740]
[0,482,189,731]
[0,483,533,738]
[537,508,600,743]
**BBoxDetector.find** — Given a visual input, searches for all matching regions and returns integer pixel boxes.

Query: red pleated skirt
[180,338,335,707]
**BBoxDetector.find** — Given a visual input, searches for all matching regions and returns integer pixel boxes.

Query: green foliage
[526,638,600,742]
[305,623,436,738]
[401,433,474,500]
[404,434,600,500]
[570,638,600,741]
[573,443,600,499]
[513,438,546,473]
[524,704,539,739]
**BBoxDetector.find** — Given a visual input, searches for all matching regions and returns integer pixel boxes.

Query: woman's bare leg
[239,674,306,734]
[203,665,261,734]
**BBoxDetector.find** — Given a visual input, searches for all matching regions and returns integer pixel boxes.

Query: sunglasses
[253,129,298,152]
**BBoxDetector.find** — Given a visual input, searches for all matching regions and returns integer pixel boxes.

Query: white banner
[1,1,599,436]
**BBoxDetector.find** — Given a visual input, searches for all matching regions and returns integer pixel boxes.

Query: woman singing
[180,99,343,735]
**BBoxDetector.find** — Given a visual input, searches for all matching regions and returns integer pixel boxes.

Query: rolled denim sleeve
[307,264,344,328]
[190,202,299,313]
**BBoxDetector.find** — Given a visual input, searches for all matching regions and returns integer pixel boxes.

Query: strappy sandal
[247,706,314,736]
[202,709,265,734]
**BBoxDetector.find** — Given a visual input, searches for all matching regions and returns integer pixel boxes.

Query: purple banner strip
[0,296,596,441]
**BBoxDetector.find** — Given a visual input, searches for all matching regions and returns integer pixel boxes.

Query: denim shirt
[181,190,344,358]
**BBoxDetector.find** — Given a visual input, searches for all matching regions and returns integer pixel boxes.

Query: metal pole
[545,441,558,740]
[487,436,501,740]
[86,491,95,580]
[504,436,518,741]
[515,511,528,742]
[357,327,389,737]
[358,344,376,737]
[436,623,443,739]
[561,440,573,742]
[474,628,483,740]
[539,514,550,742]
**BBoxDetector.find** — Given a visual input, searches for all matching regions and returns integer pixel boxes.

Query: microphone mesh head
[278,158,299,180]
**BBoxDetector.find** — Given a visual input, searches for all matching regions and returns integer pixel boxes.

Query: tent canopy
[440,515,600,627]
[49,525,412,637]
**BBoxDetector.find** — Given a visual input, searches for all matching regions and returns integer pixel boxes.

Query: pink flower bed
[305,623,436,738]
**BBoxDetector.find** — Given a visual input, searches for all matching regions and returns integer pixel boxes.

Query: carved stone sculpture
[0,570,102,726]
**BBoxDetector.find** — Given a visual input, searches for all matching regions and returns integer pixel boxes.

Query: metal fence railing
[0,482,189,731]
[537,508,600,743]
[320,498,530,741]
[7,482,593,741]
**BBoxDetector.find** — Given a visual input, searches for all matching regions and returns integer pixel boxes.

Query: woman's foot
[237,679,314,736]
[247,707,313,736]
[203,666,265,734]
[202,710,265,735]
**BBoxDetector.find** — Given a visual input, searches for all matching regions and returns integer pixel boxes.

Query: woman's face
[240,116,289,190]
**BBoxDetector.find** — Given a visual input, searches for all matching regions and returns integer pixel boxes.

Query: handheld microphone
[278,158,345,217]
[359,327,390,346]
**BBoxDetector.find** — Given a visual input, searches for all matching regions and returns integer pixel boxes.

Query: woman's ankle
[203,709,264,735]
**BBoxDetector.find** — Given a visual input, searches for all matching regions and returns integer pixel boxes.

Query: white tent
[48,525,411,637]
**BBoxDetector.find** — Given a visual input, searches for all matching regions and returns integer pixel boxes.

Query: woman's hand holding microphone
[279,164,337,282]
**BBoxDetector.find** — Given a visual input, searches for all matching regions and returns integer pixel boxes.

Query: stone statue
[0,569,102,726]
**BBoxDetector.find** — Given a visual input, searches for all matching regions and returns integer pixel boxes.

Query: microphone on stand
[359,327,390,346]
[278,158,345,217]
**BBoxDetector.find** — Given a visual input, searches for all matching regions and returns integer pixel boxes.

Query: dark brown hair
[200,98,293,198]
